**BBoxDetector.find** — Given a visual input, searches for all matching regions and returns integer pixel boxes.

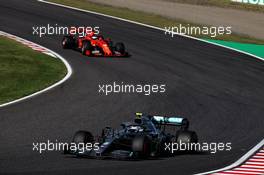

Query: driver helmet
[91,35,98,40]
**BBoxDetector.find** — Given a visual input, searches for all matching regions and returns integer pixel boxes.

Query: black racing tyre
[176,130,198,144]
[81,41,92,55]
[115,42,125,54]
[132,136,151,158]
[72,130,94,144]
[62,36,73,49]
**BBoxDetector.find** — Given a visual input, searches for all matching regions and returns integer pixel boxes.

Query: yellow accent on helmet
[135,112,142,118]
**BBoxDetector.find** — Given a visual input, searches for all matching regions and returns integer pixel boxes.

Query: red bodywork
[67,28,127,57]
[78,36,112,56]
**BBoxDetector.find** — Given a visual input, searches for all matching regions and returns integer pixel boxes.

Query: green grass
[0,36,67,104]
[49,0,264,44]
[166,0,264,13]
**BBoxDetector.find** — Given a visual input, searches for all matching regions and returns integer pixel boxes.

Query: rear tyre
[81,41,92,56]
[62,36,73,49]
[176,130,199,153]
[115,42,125,55]
[176,130,198,144]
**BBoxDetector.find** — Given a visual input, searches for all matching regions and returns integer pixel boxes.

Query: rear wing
[135,113,189,129]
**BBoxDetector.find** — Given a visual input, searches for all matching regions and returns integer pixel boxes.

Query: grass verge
[0,36,67,104]
[48,0,264,44]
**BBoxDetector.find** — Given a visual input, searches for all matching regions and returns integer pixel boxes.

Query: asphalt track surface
[0,1,264,174]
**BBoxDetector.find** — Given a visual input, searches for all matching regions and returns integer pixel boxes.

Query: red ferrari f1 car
[62,30,128,57]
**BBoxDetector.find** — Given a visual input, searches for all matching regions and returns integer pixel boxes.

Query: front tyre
[115,42,125,55]
[132,136,151,158]
[62,36,73,49]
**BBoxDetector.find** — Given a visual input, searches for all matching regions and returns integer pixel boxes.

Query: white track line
[0,31,72,107]
[235,168,264,172]
[249,159,264,162]
[246,162,264,165]
[256,153,264,156]
[196,143,264,175]
[209,147,264,174]
[241,164,264,168]
[36,1,264,174]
